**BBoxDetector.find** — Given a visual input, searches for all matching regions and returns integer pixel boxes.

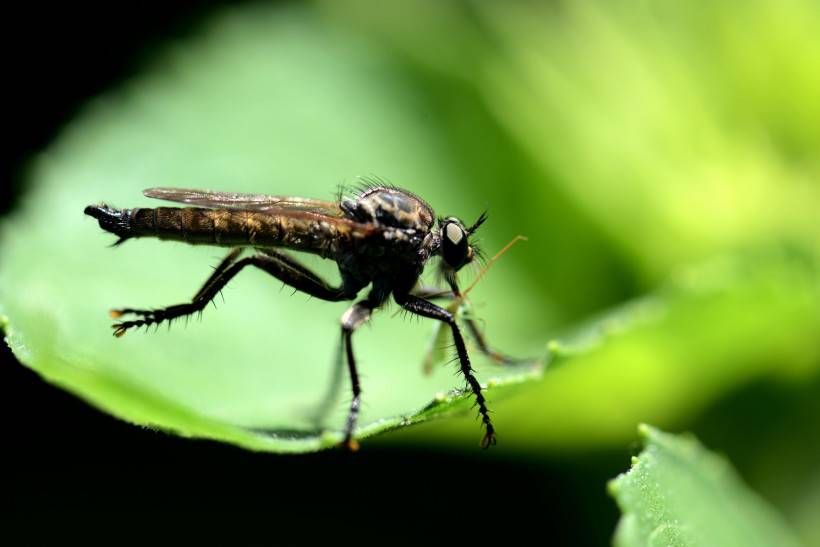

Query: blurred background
[2,1,819,544]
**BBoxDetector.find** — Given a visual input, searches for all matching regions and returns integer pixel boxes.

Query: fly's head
[437,212,487,294]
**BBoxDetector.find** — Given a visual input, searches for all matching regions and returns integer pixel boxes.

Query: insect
[85,183,510,449]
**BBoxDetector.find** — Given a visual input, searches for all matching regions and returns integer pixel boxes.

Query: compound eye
[445,222,464,245]
[442,221,469,269]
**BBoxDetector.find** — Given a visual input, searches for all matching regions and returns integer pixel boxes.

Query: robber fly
[85,183,505,449]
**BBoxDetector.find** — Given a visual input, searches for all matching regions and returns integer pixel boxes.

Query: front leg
[397,293,496,449]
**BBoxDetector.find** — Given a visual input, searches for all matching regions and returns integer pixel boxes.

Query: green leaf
[0,4,544,453]
[3,2,820,457]
[609,425,803,547]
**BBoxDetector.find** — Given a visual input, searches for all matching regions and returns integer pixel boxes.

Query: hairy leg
[111,249,356,336]
[398,293,496,448]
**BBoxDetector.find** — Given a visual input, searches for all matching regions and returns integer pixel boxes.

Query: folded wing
[144,187,345,217]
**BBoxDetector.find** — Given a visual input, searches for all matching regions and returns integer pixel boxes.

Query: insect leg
[338,300,374,451]
[411,285,525,367]
[257,248,328,286]
[462,317,526,367]
[192,248,244,301]
[111,251,355,336]
[113,248,244,320]
[397,293,496,449]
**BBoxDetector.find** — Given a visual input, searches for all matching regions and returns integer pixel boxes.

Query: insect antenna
[463,235,527,297]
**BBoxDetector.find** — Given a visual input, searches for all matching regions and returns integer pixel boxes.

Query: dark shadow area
[2,1,224,215]
[0,340,621,545]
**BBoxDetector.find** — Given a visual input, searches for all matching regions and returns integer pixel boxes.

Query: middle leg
[337,299,375,450]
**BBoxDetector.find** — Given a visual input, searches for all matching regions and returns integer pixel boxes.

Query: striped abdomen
[84,205,371,258]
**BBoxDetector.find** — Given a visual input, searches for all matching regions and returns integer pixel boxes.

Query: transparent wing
[143,187,344,216]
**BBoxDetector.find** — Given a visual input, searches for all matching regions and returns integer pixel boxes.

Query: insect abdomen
[85,205,222,245]
[84,205,361,255]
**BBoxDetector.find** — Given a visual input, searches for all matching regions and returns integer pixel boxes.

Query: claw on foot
[112,324,128,337]
[339,438,360,452]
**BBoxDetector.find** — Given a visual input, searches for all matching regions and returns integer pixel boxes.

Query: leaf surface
[610,425,803,547]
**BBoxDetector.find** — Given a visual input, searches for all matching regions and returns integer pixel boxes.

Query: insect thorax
[341,186,435,231]
[335,187,439,291]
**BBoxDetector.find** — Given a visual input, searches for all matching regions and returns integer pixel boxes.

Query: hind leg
[111,249,356,336]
